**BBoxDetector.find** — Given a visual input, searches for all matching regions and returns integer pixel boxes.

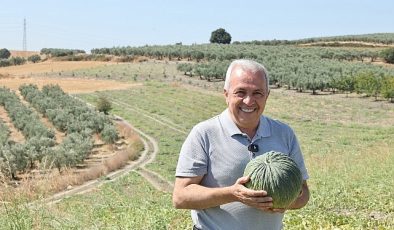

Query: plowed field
[0,61,138,93]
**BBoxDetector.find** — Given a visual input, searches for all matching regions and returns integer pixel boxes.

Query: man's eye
[234,92,245,97]
[254,92,264,97]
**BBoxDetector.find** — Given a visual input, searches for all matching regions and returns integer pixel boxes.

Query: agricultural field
[0,41,393,229]
[0,64,144,202]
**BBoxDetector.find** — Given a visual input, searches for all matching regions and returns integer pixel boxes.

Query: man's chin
[239,113,258,121]
[237,118,259,128]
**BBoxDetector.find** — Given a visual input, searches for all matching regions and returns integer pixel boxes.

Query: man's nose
[242,95,254,105]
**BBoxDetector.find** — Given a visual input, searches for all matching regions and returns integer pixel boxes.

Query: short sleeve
[175,125,209,177]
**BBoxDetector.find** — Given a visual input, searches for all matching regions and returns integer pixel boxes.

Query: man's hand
[231,176,274,212]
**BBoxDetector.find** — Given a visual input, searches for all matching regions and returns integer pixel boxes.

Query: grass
[80,81,393,229]
[0,66,393,229]
[0,172,191,229]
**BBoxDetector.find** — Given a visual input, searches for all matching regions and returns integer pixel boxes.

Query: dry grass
[103,152,128,173]
[0,76,139,94]
[0,61,112,76]
[267,87,394,127]
[10,50,40,58]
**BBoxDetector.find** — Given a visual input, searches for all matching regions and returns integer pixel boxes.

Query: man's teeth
[241,108,255,112]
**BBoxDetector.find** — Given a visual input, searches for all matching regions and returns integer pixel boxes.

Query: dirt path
[30,115,173,206]
[109,99,188,135]
[0,106,25,143]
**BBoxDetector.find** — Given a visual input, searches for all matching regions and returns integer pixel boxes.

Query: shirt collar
[220,109,271,138]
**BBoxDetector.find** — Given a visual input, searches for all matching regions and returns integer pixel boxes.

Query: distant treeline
[235,33,394,46]
[90,43,388,64]
[295,33,394,45]
[0,57,27,67]
[91,43,386,63]
[40,48,86,57]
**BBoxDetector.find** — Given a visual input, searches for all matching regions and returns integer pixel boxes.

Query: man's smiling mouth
[240,107,256,113]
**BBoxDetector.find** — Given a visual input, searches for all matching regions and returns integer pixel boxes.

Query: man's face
[224,67,269,132]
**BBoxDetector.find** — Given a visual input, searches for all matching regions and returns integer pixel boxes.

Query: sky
[1,0,393,52]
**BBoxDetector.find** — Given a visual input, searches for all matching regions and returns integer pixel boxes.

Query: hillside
[234,33,394,46]
[10,50,40,58]
[294,32,394,45]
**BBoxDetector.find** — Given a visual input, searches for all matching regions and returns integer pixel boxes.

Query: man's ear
[263,90,270,102]
[224,89,229,105]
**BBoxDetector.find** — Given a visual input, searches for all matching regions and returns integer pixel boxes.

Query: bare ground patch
[10,50,40,58]
[0,61,113,76]
[0,106,25,143]
[0,76,140,94]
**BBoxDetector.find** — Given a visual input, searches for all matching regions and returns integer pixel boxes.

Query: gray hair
[224,59,269,91]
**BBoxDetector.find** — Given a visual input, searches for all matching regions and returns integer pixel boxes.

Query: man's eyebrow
[233,87,245,91]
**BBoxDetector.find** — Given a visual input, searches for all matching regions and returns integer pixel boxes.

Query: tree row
[0,85,119,179]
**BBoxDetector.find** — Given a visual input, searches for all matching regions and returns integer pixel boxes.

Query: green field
[1,71,393,229]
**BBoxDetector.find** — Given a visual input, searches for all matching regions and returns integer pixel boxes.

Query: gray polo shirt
[176,109,309,230]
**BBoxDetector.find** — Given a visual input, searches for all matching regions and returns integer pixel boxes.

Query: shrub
[101,124,119,144]
[355,72,382,99]
[96,95,112,115]
[9,57,26,65]
[381,48,394,64]
[381,76,394,102]
[27,54,41,63]
[0,59,11,67]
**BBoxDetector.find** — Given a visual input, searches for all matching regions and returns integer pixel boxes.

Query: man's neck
[240,127,257,140]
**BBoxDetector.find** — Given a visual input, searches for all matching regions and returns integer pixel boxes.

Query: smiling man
[173,59,309,230]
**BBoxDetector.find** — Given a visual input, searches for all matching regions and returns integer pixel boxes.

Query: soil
[0,60,111,76]
[10,50,40,58]
[0,76,139,94]
[0,106,25,143]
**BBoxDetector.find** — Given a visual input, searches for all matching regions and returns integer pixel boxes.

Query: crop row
[0,87,55,140]
[0,119,9,145]
[19,84,118,143]
[0,84,119,179]
[0,87,57,178]
[181,60,393,99]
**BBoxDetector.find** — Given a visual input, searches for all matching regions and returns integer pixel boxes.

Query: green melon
[243,151,303,209]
